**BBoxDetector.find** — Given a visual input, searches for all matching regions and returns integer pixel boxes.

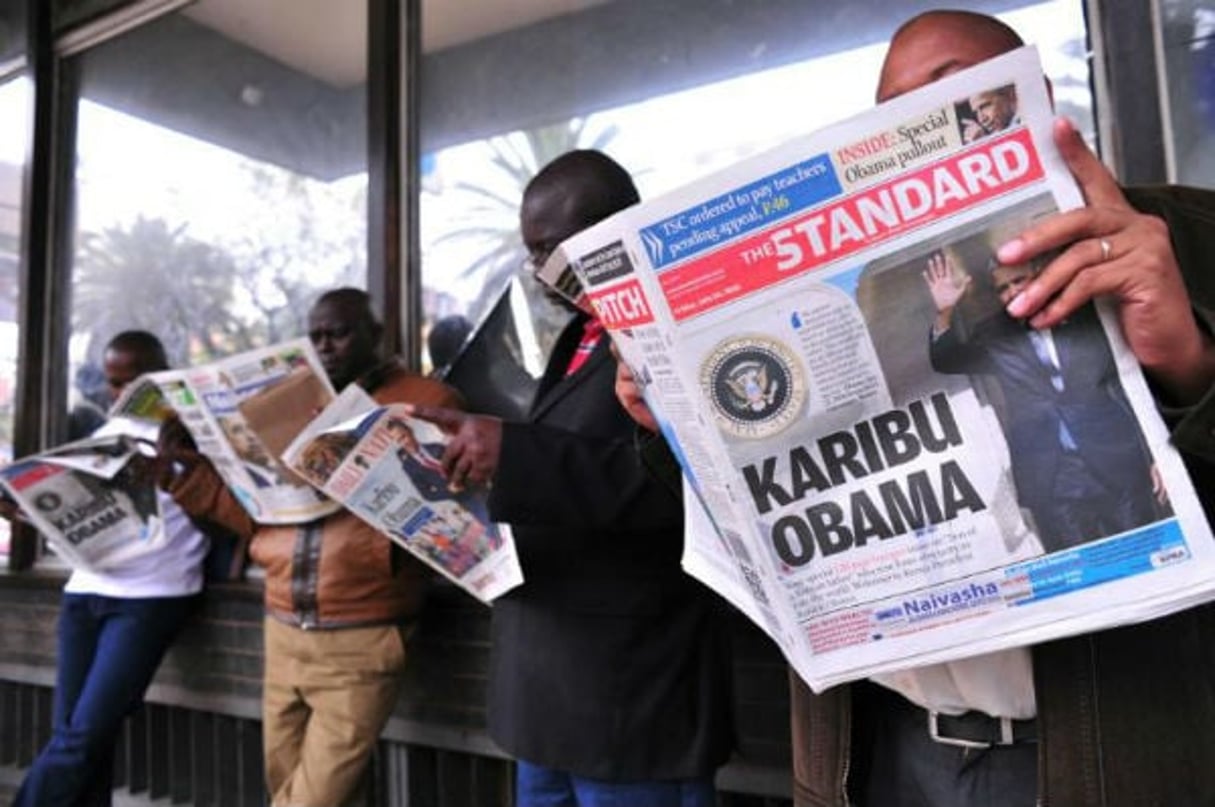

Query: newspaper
[0,417,165,571]
[282,385,524,603]
[110,339,340,524]
[554,47,1215,691]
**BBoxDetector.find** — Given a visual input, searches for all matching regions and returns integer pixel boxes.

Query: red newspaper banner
[588,278,656,330]
[659,128,1043,321]
[6,462,64,491]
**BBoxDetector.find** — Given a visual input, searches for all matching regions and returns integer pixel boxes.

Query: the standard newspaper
[553,47,1215,690]
[110,339,339,524]
[0,417,164,571]
[282,385,524,603]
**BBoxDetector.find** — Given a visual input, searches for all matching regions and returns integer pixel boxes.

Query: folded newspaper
[550,47,1215,690]
[0,417,165,571]
[110,339,339,525]
[282,385,524,603]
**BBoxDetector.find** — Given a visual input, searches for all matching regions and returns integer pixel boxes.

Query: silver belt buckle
[927,710,994,749]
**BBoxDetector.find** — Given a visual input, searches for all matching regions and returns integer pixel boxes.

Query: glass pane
[0,69,29,560]
[418,1,1094,389]
[0,2,26,66]
[1159,0,1215,186]
[54,0,136,33]
[68,0,368,430]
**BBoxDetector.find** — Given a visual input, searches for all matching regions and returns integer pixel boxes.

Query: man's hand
[405,405,502,490]
[924,251,970,313]
[614,359,659,433]
[0,497,20,523]
[961,118,986,144]
[997,117,1215,405]
[924,251,970,334]
[1151,464,1169,507]
[155,415,203,491]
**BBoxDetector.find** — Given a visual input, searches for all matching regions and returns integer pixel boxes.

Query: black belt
[927,708,1038,749]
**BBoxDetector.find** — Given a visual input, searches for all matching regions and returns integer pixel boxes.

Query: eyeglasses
[521,244,558,275]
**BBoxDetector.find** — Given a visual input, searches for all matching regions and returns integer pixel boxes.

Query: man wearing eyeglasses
[410,150,735,807]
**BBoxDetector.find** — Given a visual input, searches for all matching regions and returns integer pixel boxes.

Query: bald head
[877,10,1024,103]
[520,150,639,266]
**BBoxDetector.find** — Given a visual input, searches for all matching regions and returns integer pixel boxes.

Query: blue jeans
[516,760,717,807]
[14,592,199,807]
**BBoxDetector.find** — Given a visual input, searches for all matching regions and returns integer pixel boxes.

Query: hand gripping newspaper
[282,385,524,603]
[110,338,341,524]
[0,417,165,571]
[544,47,1215,691]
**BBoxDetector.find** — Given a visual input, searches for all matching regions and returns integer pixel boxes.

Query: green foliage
[431,118,619,328]
[72,215,246,365]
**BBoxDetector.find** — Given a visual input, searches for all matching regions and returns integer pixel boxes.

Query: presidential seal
[701,335,806,439]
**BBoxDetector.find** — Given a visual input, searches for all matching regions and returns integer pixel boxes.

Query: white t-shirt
[871,647,1037,719]
[64,491,209,599]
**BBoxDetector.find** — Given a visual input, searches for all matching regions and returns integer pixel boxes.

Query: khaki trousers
[263,617,409,807]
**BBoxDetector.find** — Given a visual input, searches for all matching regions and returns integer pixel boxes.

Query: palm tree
[427,118,620,328]
[224,161,367,346]
[72,215,245,365]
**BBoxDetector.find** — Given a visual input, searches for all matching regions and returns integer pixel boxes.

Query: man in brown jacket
[163,287,462,807]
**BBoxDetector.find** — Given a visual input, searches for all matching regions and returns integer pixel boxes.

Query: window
[1158,0,1215,186]
[0,1,29,558]
[68,1,368,419]
[418,1,1093,383]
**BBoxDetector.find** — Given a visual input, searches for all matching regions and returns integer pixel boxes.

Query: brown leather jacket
[170,362,463,629]
[791,186,1215,807]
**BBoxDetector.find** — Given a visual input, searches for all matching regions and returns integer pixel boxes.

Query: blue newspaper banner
[1008,520,1188,604]
[638,153,841,270]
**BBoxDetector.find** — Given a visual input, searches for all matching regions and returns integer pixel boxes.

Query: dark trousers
[851,685,1038,807]
[13,591,198,807]
[1036,452,1159,552]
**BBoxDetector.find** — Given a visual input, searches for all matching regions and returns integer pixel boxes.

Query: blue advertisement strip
[1006,520,1188,604]
[638,154,841,270]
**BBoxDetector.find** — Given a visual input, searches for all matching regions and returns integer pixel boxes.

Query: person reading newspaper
[159,288,463,807]
[11,330,242,807]
[615,10,1215,807]
[408,150,735,807]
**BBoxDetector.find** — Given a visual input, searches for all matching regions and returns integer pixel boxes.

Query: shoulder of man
[363,359,466,410]
[1124,184,1215,223]
[1123,184,1215,306]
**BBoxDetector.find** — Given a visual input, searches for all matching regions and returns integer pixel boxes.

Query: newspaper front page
[557,47,1215,690]
[111,339,340,524]
[283,386,524,603]
[0,418,164,571]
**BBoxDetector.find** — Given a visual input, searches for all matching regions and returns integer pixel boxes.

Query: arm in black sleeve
[488,421,681,532]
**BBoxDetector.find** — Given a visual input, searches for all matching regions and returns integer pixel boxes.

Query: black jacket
[487,314,735,780]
